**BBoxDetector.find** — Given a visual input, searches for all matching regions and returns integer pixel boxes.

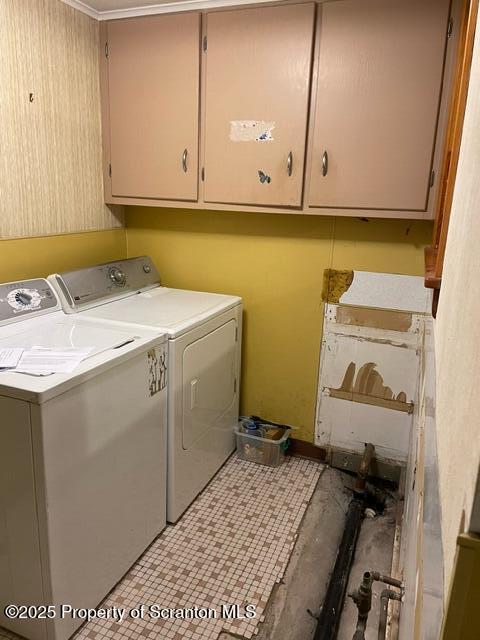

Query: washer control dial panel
[108,267,127,286]
[51,256,160,310]
[0,279,58,324]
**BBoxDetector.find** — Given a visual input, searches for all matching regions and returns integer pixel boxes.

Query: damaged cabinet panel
[335,307,414,333]
[329,361,414,413]
[106,13,200,201]
[317,329,419,460]
[315,271,428,463]
[307,0,450,212]
[203,3,315,208]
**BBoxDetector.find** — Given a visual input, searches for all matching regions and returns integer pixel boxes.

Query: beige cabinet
[105,13,200,201]
[203,4,315,208]
[307,0,450,212]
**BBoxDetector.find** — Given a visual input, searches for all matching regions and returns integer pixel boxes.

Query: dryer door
[182,319,237,450]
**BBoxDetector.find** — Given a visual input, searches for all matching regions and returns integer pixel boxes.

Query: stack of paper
[0,347,93,376]
[0,348,24,370]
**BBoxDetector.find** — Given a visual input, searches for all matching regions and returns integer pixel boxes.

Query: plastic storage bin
[235,424,290,467]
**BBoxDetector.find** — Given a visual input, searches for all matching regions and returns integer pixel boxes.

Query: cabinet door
[204,4,315,208]
[107,14,200,201]
[308,0,450,211]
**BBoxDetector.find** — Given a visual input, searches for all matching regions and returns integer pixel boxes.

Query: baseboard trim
[288,439,327,462]
[289,440,401,484]
[329,448,402,485]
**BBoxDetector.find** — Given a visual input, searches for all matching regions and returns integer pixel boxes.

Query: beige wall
[435,8,480,596]
[0,0,123,239]
[126,209,431,443]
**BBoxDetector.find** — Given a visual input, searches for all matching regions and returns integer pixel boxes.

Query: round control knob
[143,264,151,274]
[109,267,126,286]
[7,288,42,311]
[15,291,33,306]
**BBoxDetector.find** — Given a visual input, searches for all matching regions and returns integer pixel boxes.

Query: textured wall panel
[0,0,123,238]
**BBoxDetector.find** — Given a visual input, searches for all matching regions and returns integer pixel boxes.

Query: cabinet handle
[322,150,328,177]
[287,151,293,177]
[182,148,188,173]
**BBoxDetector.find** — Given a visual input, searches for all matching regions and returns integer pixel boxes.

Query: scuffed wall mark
[322,269,354,303]
[229,120,275,142]
[336,306,413,332]
[328,361,414,413]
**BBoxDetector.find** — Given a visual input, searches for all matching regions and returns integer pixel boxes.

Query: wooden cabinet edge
[99,21,113,203]
[105,195,433,220]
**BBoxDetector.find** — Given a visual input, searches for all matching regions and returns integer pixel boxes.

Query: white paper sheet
[15,347,93,375]
[0,347,24,370]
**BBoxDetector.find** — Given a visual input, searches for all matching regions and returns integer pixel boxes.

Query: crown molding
[61,0,279,20]
[61,0,100,19]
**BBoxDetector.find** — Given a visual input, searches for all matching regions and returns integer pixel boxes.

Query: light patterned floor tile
[1,456,322,640]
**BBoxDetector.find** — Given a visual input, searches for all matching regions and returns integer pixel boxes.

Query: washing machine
[0,278,167,640]
[49,257,242,523]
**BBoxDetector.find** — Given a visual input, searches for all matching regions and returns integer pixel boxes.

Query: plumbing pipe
[313,496,365,640]
[378,589,402,640]
[313,444,376,640]
[370,572,403,590]
[348,571,374,640]
[349,572,404,639]
[355,443,376,494]
[352,571,374,612]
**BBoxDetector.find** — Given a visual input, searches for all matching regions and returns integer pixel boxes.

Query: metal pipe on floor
[313,496,366,640]
[313,443,376,640]
[377,589,402,640]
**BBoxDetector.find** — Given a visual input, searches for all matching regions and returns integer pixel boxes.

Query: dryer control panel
[49,256,160,313]
[0,279,59,325]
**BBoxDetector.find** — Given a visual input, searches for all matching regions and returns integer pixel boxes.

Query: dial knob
[109,267,126,286]
[7,288,42,311]
[16,291,33,306]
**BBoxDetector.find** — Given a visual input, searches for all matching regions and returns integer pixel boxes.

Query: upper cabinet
[100,0,456,219]
[105,13,200,201]
[203,3,315,208]
[306,0,450,212]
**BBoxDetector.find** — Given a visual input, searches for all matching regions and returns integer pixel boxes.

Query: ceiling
[62,0,277,20]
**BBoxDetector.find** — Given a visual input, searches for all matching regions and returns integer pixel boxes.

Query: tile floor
[1,456,323,640]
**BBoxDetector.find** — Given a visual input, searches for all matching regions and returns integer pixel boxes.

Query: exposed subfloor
[0,459,397,640]
[219,465,398,640]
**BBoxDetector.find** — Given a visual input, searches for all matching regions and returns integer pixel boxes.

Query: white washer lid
[0,314,166,403]
[0,317,137,354]
[77,287,242,338]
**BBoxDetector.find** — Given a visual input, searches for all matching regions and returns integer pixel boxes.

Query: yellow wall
[0,229,127,283]
[126,207,431,442]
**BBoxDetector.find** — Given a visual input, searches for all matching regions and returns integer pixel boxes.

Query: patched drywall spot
[322,269,354,303]
[230,120,275,142]
[339,271,430,312]
[328,361,413,413]
[336,306,413,332]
